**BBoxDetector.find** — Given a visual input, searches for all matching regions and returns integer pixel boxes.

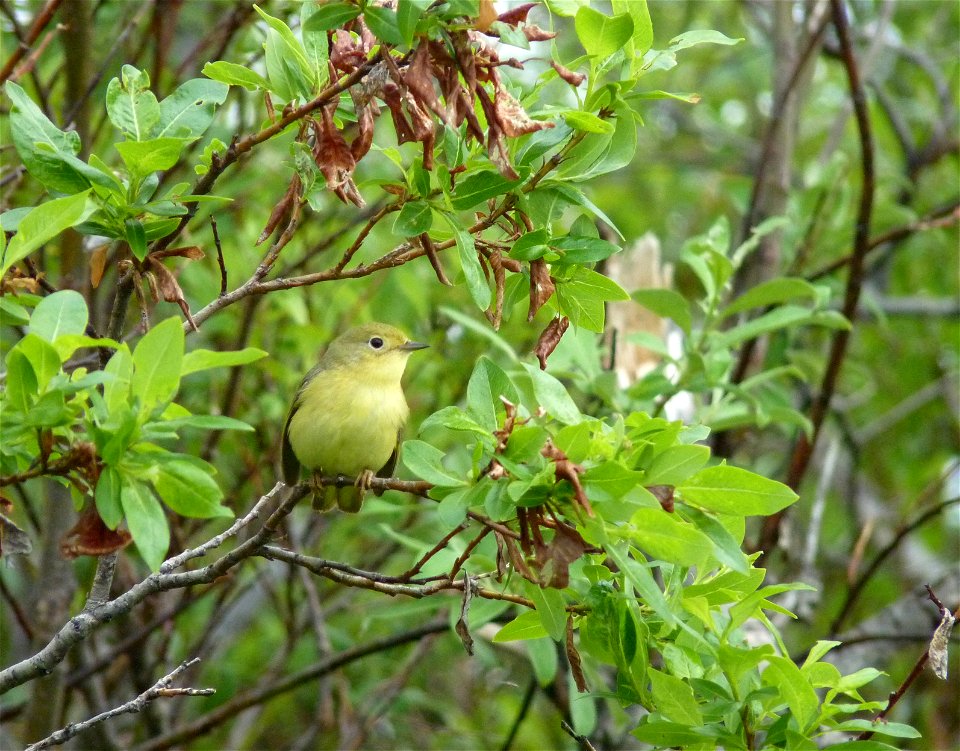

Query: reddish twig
[757,0,877,557]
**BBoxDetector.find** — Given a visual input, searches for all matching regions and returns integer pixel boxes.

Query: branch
[0,483,305,695]
[757,0,877,556]
[133,621,450,751]
[259,545,536,609]
[829,494,960,636]
[0,0,63,85]
[855,589,959,740]
[24,658,213,751]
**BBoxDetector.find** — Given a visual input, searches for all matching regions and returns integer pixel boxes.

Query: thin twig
[24,658,213,751]
[758,0,877,556]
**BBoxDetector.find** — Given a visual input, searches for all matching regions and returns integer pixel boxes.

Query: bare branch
[24,658,213,751]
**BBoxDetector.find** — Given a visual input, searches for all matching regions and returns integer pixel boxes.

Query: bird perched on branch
[282,322,428,512]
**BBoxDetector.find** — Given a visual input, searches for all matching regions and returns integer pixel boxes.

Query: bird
[281,322,428,512]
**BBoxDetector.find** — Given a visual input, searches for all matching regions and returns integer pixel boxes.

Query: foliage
[0,1,956,750]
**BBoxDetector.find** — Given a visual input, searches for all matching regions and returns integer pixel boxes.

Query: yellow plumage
[281,323,427,512]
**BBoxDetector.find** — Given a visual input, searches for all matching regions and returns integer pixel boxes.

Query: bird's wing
[372,428,403,496]
[280,364,322,486]
[281,405,300,486]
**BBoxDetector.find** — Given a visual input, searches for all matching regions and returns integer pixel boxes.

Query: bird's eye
[369,337,384,349]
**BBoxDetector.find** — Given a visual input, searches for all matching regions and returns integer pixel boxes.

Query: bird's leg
[310,470,335,512]
[355,469,376,494]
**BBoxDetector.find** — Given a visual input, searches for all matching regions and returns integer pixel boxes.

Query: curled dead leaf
[535,315,570,370]
[60,507,132,559]
[528,258,555,321]
[551,60,585,87]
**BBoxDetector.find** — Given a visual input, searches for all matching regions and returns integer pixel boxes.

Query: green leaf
[29,290,88,343]
[612,0,653,57]
[643,444,710,485]
[526,638,558,685]
[159,414,254,432]
[465,356,519,431]
[762,656,819,732]
[453,229,491,311]
[156,78,228,139]
[302,1,361,32]
[124,218,148,261]
[202,61,271,91]
[115,137,191,177]
[153,461,233,518]
[724,278,819,318]
[492,610,548,642]
[669,29,743,52]
[364,4,404,45]
[648,668,703,725]
[551,235,620,264]
[510,229,550,261]
[679,465,798,516]
[583,461,644,502]
[575,7,634,59]
[401,440,466,487]
[420,406,490,437]
[393,201,433,236]
[827,720,920,739]
[625,508,714,566]
[397,0,431,45]
[555,267,629,333]
[132,317,184,410]
[121,478,169,571]
[95,467,124,529]
[526,582,567,641]
[5,81,103,193]
[606,542,675,625]
[522,363,581,425]
[681,508,749,574]
[106,65,160,140]
[1,191,95,277]
[562,111,615,134]
[181,347,268,376]
[4,348,37,412]
[103,345,134,414]
[632,721,713,747]
[16,334,61,390]
[451,170,519,210]
[632,288,692,334]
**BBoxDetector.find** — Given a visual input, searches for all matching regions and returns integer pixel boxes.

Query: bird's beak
[400,340,429,351]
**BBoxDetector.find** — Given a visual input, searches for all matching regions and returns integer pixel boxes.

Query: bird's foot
[355,469,376,493]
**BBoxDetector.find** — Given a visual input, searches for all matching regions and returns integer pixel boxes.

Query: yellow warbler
[281,322,428,512]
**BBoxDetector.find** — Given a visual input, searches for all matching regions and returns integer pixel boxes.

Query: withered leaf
[418,233,452,285]
[535,315,570,370]
[522,24,557,42]
[495,86,553,138]
[313,107,365,207]
[551,60,586,87]
[89,245,109,288]
[0,510,32,557]
[647,485,675,513]
[528,258,555,321]
[497,3,537,26]
[566,614,588,692]
[146,256,199,330]
[60,507,132,559]
[257,173,301,245]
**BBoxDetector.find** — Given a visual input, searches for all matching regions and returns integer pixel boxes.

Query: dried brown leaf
[418,233,452,285]
[497,3,537,26]
[528,258,555,321]
[60,507,132,559]
[566,614,588,692]
[647,485,675,513]
[257,174,300,245]
[551,60,585,86]
[89,245,109,288]
[522,24,557,42]
[535,315,570,370]
[313,107,365,207]
[495,86,553,138]
[147,257,198,331]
